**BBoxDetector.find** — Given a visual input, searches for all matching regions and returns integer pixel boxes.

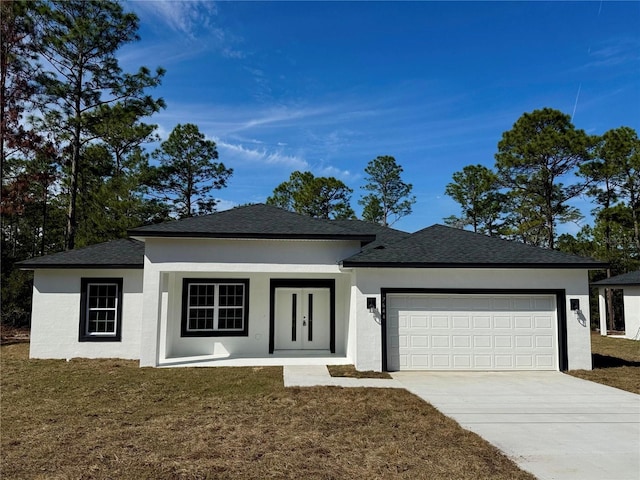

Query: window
[181,279,249,337]
[79,278,123,342]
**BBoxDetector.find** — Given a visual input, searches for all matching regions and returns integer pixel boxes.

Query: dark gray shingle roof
[18,209,606,270]
[17,239,144,269]
[342,224,607,268]
[591,270,640,286]
[128,204,375,241]
[331,219,411,249]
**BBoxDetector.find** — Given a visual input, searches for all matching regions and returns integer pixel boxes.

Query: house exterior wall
[140,237,361,366]
[143,237,362,267]
[349,267,592,372]
[30,269,144,360]
[622,286,640,340]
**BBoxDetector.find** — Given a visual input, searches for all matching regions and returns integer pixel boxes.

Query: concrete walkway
[392,371,640,480]
[283,365,401,388]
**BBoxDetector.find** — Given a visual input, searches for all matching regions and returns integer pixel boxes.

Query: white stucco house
[19,204,606,371]
[593,271,640,341]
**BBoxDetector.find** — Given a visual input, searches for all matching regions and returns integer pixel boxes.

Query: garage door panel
[535,315,553,328]
[474,335,492,348]
[536,355,554,367]
[431,355,449,367]
[515,335,533,347]
[431,315,448,328]
[494,315,513,328]
[536,335,553,348]
[473,316,491,328]
[410,315,428,328]
[516,355,534,367]
[474,355,492,368]
[452,335,471,347]
[431,335,450,347]
[387,294,557,371]
[453,355,471,368]
[410,335,428,347]
[452,316,470,328]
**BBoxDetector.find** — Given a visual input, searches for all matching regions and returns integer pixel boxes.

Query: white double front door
[274,288,330,350]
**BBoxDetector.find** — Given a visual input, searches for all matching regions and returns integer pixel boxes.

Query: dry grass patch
[568,333,640,394]
[327,364,392,379]
[2,343,535,480]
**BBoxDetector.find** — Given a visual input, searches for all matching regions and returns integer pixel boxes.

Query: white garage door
[386,293,558,371]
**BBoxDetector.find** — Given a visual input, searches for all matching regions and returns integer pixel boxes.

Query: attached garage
[384,291,565,371]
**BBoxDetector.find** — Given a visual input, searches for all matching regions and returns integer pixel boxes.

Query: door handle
[303,320,307,326]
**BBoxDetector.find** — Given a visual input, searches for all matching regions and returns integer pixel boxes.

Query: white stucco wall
[143,237,362,268]
[622,286,640,340]
[139,238,361,366]
[30,269,144,360]
[349,268,593,372]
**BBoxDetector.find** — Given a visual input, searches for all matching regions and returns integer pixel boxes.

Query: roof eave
[127,231,375,242]
[18,263,144,270]
[341,261,609,269]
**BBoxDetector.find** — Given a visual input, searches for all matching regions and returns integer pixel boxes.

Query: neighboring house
[592,271,640,341]
[19,204,606,371]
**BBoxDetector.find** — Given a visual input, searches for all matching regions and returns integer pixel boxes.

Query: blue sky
[121,1,640,233]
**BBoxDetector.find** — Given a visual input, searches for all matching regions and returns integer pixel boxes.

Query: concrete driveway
[391,371,640,480]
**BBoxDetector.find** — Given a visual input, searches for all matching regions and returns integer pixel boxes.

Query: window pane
[190,284,215,307]
[219,284,244,307]
[218,308,243,330]
[88,309,116,333]
[188,308,214,330]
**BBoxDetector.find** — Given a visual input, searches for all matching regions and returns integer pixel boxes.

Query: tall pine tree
[34,0,164,249]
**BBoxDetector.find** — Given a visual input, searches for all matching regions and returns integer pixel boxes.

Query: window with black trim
[181,279,249,337]
[79,278,123,342]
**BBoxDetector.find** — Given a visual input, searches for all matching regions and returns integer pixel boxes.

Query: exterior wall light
[366,297,377,313]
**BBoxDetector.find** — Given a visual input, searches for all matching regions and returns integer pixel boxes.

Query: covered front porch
[140,268,356,367]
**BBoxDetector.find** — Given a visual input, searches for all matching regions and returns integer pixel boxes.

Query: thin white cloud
[237,106,332,132]
[583,38,640,69]
[217,140,309,171]
[128,1,244,58]
[316,165,358,181]
[131,0,218,37]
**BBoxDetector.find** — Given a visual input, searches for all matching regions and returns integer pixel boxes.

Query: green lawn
[568,332,640,394]
[1,343,535,480]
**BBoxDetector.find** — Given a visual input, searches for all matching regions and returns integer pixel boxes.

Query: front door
[274,288,330,350]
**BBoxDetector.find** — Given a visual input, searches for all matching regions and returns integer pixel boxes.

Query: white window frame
[86,282,120,336]
[79,278,123,342]
[182,279,249,337]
